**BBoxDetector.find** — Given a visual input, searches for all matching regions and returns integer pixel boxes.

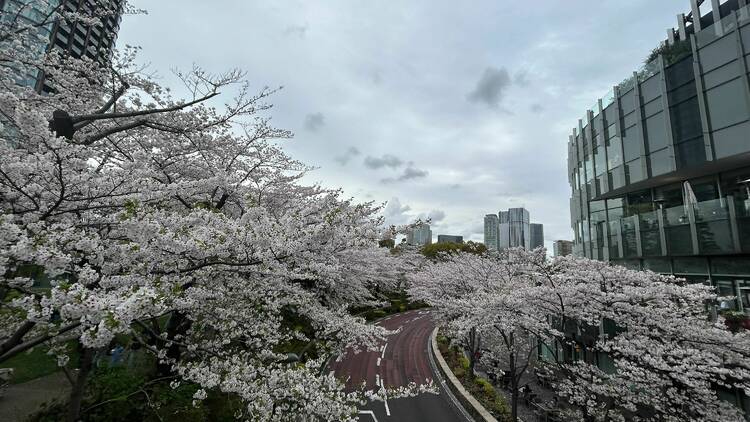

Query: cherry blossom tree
[409,249,552,421]
[0,2,409,420]
[532,256,750,422]
[411,249,750,422]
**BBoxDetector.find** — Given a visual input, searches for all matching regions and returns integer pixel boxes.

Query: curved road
[330,310,470,422]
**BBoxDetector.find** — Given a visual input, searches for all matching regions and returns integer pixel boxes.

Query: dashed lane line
[358,410,379,422]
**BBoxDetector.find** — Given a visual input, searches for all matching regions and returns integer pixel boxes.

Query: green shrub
[364,309,387,321]
[453,366,465,378]
[475,377,495,397]
[458,355,470,371]
[491,396,512,421]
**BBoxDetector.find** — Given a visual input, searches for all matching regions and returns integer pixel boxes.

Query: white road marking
[375,374,380,387]
[358,410,379,422]
[380,372,391,416]
[376,357,381,366]
[329,370,334,377]
[381,343,387,359]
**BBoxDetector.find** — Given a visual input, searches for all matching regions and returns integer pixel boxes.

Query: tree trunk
[67,347,94,422]
[467,327,480,379]
[509,350,518,422]
[156,311,188,376]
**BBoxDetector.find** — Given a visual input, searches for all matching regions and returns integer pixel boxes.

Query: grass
[0,341,79,384]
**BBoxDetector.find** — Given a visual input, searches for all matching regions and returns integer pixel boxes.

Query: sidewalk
[0,372,70,421]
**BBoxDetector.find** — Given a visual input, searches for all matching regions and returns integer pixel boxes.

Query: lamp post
[49,109,75,139]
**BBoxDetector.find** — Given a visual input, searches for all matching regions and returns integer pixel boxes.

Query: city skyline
[483,207,545,251]
[117,0,690,250]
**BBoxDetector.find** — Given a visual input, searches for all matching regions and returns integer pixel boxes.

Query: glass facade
[568,4,750,319]
[0,0,124,92]
[485,208,543,251]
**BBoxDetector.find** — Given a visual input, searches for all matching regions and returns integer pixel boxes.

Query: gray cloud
[334,147,361,166]
[530,103,544,113]
[364,154,403,170]
[417,209,446,224]
[118,0,687,258]
[383,197,412,226]
[429,210,446,222]
[514,70,530,86]
[381,166,429,184]
[467,66,512,108]
[284,24,308,38]
[304,112,325,132]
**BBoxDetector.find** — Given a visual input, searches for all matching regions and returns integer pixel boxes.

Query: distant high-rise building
[530,223,544,249]
[487,208,543,251]
[498,208,531,249]
[553,240,573,257]
[437,235,464,244]
[406,223,432,246]
[483,214,499,250]
[1,0,124,92]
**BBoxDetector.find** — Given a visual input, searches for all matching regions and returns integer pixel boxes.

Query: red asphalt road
[331,309,436,391]
[330,310,467,421]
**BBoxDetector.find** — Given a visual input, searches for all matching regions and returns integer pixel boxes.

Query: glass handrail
[693,198,729,222]
[664,204,690,226]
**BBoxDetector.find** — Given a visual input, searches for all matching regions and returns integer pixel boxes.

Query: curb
[430,327,498,422]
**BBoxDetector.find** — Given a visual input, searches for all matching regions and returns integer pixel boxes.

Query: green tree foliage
[645,38,692,64]
[421,241,487,260]
[378,238,395,249]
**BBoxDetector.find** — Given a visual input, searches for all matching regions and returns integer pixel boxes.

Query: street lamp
[653,197,667,212]
[48,109,75,139]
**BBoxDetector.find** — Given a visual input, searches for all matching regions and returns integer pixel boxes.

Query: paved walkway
[0,372,70,421]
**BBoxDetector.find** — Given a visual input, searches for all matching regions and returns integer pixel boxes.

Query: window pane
[626,159,645,184]
[622,127,641,161]
[672,257,707,274]
[645,112,668,152]
[706,78,750,130]
[643,258,671,273]
[649,148,673,176]
[675,139,706,169]
[607,136,623,168]
[608,166,626,190]
[594,147,606,176]
[670,97,702,141]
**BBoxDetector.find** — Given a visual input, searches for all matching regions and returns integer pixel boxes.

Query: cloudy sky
[119,0,688,248]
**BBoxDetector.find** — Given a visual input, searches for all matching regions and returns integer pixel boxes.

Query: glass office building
[0,0,123,91]
[437,235,464,244]
[553,240,573,257]
[530,223,545,249]
[484,214,500,250]
[485,208,544,251]
[499,208,531,250]
[406,223,432,246]
[568,0,750,315]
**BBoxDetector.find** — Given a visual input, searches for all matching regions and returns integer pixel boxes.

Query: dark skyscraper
[530,223,544,249]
